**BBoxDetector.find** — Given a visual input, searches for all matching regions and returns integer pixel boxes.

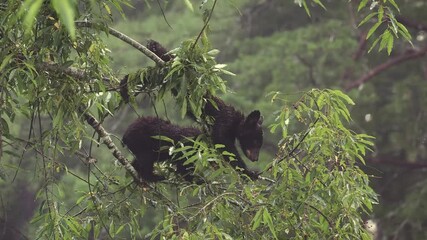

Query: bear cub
[200,96,263,179]
[123,97,263,182]
[123,117,201,182]
[123,40,264,182]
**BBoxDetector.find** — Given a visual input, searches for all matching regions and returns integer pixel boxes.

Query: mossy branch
[83,111,142,184]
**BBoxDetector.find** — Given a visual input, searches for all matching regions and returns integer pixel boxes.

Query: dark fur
[122,117,201,182]
[119,40,173,103]
[146,40,174,62]
[202,96,263,179]
[147,40,264,178]
[130,40,264,180]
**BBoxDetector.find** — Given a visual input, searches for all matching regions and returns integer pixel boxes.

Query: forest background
[1,0,427,239]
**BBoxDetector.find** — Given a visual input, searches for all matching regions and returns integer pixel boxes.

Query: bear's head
[237,110,263,162]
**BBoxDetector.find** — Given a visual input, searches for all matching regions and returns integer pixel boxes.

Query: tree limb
[83,111,143,184]
[345,47,427,91]
[75,21,165,66]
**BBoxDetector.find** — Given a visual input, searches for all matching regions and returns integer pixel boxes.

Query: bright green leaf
[52,0,76,40]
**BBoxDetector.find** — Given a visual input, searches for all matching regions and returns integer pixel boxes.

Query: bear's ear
[246,110,262,126]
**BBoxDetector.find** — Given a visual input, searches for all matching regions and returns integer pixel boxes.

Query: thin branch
[341,31,368,83]
[37,62,99,81]
[306,203,333,231]
[87,160,113,240]
[156,0,172,29]
[75,21,165,66]
[345,47,427,91]
[261,117,320,174]
[192,0,218,49]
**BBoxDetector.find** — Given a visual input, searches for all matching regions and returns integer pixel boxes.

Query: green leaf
[396,21,413,42]
[388,0,400,12]
[109,220,115,237]
[151,135,174,143]
[368,36,381,53]
[218,69,236,76]
[263,208,278,239]
[76,195,86,205]
[358,0,369,11]
[312,0,326,10]
[52,0,76,40]
[115,224,126,235]
[387,33,394,55]
[184,0,194,12]
[357,12,378,27]
[389,15,399,34]
[378,6,384,22]
[22,0,44,32]
[0,54,13,72]
[379,30,391,52]
[251,208,263,230]
[330,90,355,105]
[366,21,382,40]
[207,49,220,56]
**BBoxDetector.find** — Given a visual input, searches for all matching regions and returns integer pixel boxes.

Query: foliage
[126,40,230,119]
[141,89,377,239]
[295,0,412,54]
[0,0,390,239]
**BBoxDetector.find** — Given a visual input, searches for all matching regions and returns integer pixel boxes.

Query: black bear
[200,96,263,179]
[147,40,264,179]
[122,117,201,182]
[123,40,264,181]
[146,39,174,62]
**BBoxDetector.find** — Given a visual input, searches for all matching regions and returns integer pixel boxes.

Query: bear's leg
[132,152,165,182]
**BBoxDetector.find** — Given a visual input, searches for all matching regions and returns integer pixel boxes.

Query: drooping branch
[75,21,165,66]
[192,0,218,49]
[345,47,427,91]
[83,111,143,184]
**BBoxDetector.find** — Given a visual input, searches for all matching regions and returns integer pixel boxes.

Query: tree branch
[38,62,91,81]
[345,47,427,91]
[75,21,165,66]
[352,31,368,61]
[83,111,143,184]
[192,0,218,49]
[340,31,368,84]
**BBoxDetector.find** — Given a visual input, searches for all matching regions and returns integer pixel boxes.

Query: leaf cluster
[126,40,231,119]
[357,0,412,54]
[294,0,412,54]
